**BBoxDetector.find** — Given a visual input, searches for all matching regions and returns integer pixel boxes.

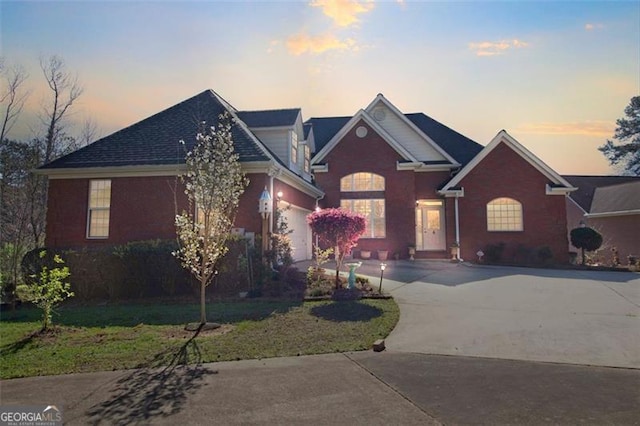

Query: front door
[415,200,446,251]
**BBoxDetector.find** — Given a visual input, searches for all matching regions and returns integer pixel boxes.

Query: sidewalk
[2,352,638,425]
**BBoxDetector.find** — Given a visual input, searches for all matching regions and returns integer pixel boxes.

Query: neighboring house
[38,90,577,264]
[563,175,640,265]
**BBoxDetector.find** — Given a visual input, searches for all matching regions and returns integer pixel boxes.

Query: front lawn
[0,299,399,379]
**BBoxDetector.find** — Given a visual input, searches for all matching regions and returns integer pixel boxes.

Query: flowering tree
[174,113,248,325]
[307,208,366,288]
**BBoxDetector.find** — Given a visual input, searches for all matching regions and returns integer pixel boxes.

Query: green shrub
[484,242,505,264]
[536,246,553,265]
[22,251,74,330]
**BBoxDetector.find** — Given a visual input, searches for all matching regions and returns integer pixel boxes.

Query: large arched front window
[340,172,385,192]
[486,197,523,231]
[340,173,385,238]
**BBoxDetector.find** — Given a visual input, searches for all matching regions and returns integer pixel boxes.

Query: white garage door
[278,202,312,261]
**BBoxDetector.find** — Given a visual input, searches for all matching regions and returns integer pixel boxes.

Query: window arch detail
[340,172,385,192]
[486,197,523,231]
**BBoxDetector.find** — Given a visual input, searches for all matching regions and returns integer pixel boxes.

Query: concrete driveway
[307,260,640,368]
[378,261,640,368]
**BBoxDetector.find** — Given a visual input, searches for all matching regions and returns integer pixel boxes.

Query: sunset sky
[2,0,639,175]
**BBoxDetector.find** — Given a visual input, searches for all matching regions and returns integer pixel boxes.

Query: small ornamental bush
[570,226,603,265]
[307,208,366,288]
[23,251,73,331]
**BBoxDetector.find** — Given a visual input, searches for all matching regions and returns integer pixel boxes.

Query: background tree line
[0,55,97,300]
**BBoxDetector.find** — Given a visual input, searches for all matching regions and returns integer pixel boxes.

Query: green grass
[0,299,399,379]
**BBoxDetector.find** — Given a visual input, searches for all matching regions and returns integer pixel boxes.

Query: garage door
[278,202,312,261]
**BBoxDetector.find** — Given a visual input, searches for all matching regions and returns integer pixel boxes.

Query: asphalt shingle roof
[405,113,483,166]
[236,109,300,128]
[591,181,640,213]
[562,175,640,212]
[41,90,270,169]
[306,113,483,166]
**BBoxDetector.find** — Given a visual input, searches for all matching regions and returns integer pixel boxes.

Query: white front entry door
[415,200,446,251]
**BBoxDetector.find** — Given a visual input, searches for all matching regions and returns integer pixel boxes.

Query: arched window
[340,173,385,238]
[486,197,523,231]
[340,172,385,192]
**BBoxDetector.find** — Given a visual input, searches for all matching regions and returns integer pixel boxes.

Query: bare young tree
[0,59,30,142]
[39,55,84,164]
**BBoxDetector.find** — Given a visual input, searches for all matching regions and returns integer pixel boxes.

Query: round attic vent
[356,126,368,138]
[373,108,386,121]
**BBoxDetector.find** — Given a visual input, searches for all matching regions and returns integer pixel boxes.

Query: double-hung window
[87,179,111,238]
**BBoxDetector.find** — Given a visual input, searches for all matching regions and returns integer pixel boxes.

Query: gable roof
[311,109,420,163]
[236,109,300,128]
[441,130,576,194]
[306,110,482,167]
[591,180,640,214]
[562,175,640,212]
[40,90,272,170]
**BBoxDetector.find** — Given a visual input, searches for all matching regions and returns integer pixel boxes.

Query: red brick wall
[45,173,315,249]
[582,215,640,265]
[457,142,569,263]
[313,120,449,258]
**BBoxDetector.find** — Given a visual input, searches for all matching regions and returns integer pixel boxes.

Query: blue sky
[2,0,639,174]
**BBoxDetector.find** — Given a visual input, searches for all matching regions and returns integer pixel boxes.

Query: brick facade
[45,174,315,249]
[314,120,454,258]
[456,142,569,263]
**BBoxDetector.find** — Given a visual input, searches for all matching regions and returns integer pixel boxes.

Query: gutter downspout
[454,194,463,261]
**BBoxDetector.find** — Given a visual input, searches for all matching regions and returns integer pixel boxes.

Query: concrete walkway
[2,352,639,425]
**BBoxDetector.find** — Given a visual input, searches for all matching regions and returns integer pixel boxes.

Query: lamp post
[258,187,273,256]
[378,262,387,294]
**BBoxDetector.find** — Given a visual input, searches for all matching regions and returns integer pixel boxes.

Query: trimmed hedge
[21,238,256,301]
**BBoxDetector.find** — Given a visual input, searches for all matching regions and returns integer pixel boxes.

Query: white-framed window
[487,197,523,231]
[290,131,298,167]
[303,144,310,174]
[87,179,111,238]
[341,199,386,238]
[340,172,385,192]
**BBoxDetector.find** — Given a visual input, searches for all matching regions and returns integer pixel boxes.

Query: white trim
[585,209,640,218]
[36,164,184,179]
[396,162,459,172]
[37,160,323,198]
[312,109,419,164]
[438,188,465,198]
[311,164,328,173]
[567,195,588,215]
[365,94,460,166]
[441,130,575,192]
[546,184,578,195]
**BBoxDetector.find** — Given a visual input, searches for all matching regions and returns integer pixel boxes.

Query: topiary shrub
[570,226,603,265]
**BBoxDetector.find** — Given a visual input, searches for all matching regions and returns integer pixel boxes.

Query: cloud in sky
[516,121,614,137]
[468,39,529,56]
[585,23,605,31]
[310,0,375,27]
[286,32,357,55]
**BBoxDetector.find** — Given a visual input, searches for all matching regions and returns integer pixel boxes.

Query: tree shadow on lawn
[84,325,216,425]
[1,299,302,328]
[310,301,383,322]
